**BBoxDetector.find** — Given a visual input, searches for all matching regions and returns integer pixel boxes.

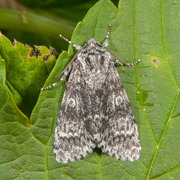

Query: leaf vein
[146,90,179,180]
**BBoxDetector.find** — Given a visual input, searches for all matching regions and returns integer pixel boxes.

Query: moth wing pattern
[42,24,142,163]
[53,61,96,163]
[97,61,141,161]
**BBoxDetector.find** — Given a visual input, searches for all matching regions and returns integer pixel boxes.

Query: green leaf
[0,0,179,179]
[0,33,56,117]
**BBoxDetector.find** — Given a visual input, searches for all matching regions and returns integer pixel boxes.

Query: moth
[41,25,141,163]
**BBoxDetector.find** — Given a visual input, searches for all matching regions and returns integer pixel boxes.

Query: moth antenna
[103,24,111,47]
[59,34,82,50]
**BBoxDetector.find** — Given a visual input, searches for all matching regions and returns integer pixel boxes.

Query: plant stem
[0,8,75,39]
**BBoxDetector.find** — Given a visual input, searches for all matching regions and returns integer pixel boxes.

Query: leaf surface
[0,0,179,179]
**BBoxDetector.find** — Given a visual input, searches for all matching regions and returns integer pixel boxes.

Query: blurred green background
[0,0,118,52]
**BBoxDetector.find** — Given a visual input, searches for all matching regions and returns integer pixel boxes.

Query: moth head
[87,38,97,45]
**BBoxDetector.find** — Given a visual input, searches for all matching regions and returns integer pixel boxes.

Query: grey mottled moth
[41,25,141,163]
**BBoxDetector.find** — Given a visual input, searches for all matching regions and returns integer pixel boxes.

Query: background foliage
[0,0,179,179]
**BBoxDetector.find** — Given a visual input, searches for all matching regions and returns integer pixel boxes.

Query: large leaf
[0,0,179,179]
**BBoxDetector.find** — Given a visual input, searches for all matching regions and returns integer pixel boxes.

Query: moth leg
[51,51,79,80]
[113,58,141,66]
[41,64,72,90]
[41,49,81,91]
[102,24,111,47]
